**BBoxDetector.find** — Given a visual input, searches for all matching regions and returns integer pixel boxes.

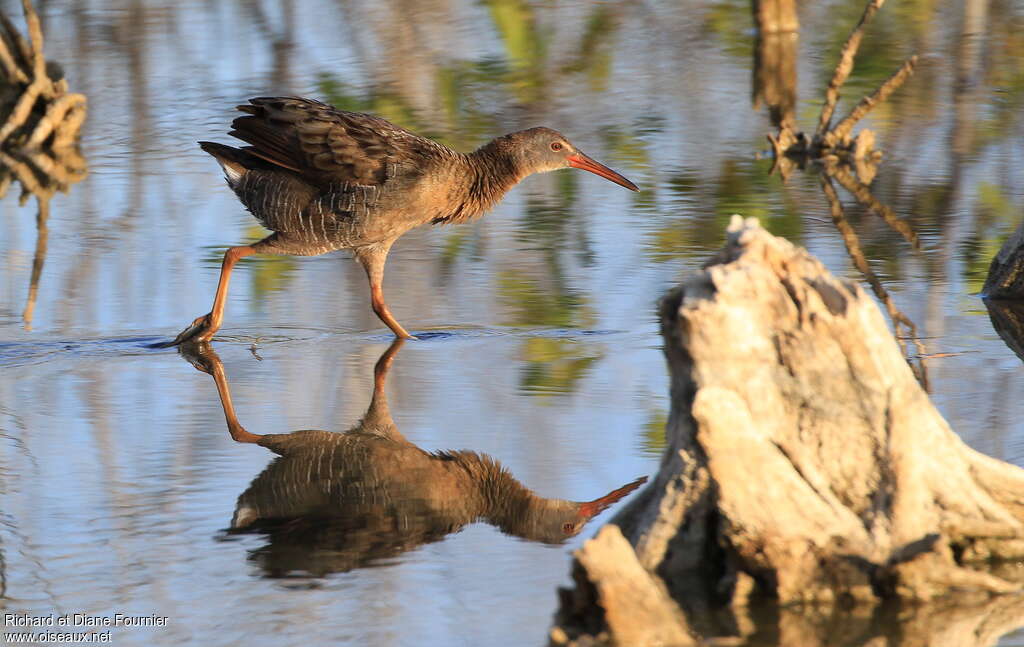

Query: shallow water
[0,0,1023,645]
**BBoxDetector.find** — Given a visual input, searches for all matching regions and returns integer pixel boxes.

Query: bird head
[503,127,640,192]
[506,475,648,544]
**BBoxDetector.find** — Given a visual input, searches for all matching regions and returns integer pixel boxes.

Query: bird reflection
[179,339,646,577]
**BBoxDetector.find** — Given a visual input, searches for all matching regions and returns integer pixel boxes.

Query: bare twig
[0,11,31,68]
[0,25,28,84]
[20,0,45,81]
[815,0,885,138]
[0,0,88,330]
[51,100,86,149]
[830,55,919,144]
[0,149,49,197]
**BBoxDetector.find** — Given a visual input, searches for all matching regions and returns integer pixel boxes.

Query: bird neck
[445,450,579,542]
[433,142,525,226]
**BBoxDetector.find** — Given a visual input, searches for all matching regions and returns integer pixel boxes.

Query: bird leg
[207,347,261,444]
[177,342,261,444]
[360,337,405,432]
[357,244,415,340]
[172,245,256,345]
[371,283,414,339]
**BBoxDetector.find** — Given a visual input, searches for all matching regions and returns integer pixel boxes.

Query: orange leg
[173,245,256,345]
[374,337,405,392]
[360,338,405,431]
[208,349,261,444]
[370,283,414,339]
[177,342,262,444]
[358,244,415,339]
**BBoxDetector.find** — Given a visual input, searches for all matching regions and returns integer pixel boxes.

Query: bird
[179,339,647,575]
[168,96,639,345]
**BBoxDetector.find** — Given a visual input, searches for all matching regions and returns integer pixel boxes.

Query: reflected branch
[20,190,46,326]
[825,162,919,248]
[820,172,928,387]
[753,31,797,130]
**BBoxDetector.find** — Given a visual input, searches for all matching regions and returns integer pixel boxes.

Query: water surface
[1,0,1023,645]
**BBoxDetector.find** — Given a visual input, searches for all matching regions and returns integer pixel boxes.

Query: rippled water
[0,0,1023,645]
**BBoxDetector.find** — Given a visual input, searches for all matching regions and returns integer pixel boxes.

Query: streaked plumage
[168,96,638,344]
[180,339,646,574]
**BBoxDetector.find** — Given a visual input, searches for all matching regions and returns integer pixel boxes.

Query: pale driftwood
[552,217,1024,644]
[551,526,694,647]
[983,219,1024,300]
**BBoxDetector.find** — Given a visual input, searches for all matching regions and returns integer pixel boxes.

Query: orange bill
[567,153,640,192]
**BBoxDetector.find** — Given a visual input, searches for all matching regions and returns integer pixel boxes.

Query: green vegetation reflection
[644,160,800,263]
[498,271,601,398]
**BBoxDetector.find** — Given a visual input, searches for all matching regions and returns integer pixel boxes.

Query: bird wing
[227,97,440,188]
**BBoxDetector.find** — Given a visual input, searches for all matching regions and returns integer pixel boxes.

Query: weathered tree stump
[551,217,1024,645]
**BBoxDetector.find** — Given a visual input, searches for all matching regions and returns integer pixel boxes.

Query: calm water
[1,1,1023,645]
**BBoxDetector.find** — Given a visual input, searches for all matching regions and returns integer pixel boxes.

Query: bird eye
[550,142,563,152]
[562,522,574,534]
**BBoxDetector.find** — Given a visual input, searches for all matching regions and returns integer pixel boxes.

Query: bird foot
[176,340,218,375]
[171,313,216,346]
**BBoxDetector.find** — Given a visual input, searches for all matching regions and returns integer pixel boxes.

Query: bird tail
[199,141,253,185]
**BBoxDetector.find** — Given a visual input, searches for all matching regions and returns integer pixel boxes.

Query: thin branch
[21,195,49,329]
[51,100,86,150]
[26,93,86,148]
[815,0,885,138]
[0,12,32,71]
[0,149,50,197]
[0,77,45,144]
[20,0,45,81]
[0,27,28,84]
[830,55,919,143]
